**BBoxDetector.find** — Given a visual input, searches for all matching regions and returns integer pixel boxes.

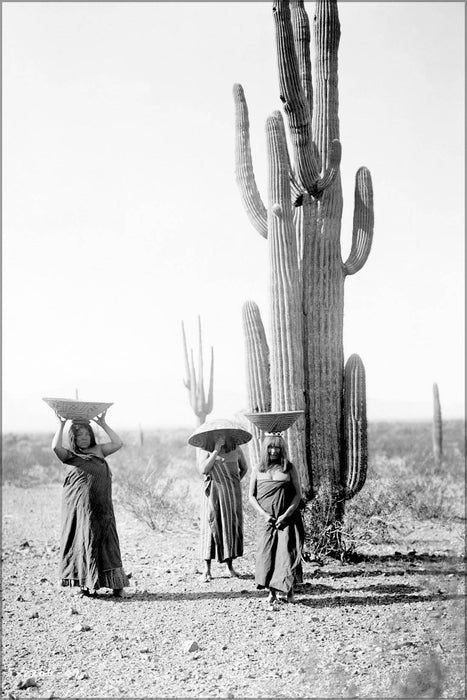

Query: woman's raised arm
[52,414,70,463]
[92,411,123,456]
[197,437,225,476]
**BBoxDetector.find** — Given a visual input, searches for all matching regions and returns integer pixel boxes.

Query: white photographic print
[2,2,464,698]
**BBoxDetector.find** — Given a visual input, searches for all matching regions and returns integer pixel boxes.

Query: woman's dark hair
[68,422,96,453]
[258,435,290,473]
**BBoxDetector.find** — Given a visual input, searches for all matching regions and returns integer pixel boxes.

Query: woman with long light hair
[249,434,304,609]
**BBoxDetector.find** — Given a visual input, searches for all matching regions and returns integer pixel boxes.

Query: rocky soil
[2,484,465,699]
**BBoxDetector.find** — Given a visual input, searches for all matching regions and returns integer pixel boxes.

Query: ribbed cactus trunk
[302,1,344,513]
[235,0,374,549]
[267,112,308,487]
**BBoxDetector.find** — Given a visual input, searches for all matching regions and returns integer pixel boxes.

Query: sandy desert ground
[2,478,465,699]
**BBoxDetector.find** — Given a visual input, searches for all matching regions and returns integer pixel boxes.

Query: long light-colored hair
[258,435,290,473]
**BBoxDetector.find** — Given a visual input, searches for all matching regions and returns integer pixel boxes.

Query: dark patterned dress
[255,477,304,594]
[199,449,244,562]
[60,452,129,591]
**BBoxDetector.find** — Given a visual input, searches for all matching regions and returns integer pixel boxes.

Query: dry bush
[241,475,257,547]
[113,429,199,532]
[342,421,465,549]
[117,456,193,532]
[2,433,63,486]
[299,420,465,558]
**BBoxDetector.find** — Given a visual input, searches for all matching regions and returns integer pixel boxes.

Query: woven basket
[42,397,113,421]
[243,410,303,434]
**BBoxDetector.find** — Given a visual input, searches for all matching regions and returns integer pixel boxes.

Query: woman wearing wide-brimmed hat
[188,419,251,582]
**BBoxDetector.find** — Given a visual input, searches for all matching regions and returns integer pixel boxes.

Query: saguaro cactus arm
[273,0,319,188]
[282,121,305,204]
[243,300,271,413]
[342,354,368,499]
[233,84,268,239]
[273,0,341,197]
[312,0,341,160]
[290,0,313,118]
[182,318,214,424]
[267,110,303,408]
[182,321,193,391]
[196,316,214,415]
[243,300,271,468]
[343,167,374,275]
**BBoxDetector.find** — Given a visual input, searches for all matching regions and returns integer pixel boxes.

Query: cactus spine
[182,317,214,426]
[235,0,374,541]
[432,382,443,466]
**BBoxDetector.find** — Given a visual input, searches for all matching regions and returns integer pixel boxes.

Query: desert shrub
[241,474,257,546]
[113,429,199,532]
[369,420,464,477]
[341,465,411,552]
[300,420,465,556]
[2,433,63,486]
[116,455,195,532]
[300,491,395,562]
[339,446,465,553]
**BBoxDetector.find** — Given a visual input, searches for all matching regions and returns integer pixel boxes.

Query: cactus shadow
[300,582,422,596]
[303,553,465,581]
[94,589,267,603]
[297,590,464,609]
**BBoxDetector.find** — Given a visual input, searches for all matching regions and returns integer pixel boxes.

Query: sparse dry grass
[2,421,464,553]
[343,420,465,551]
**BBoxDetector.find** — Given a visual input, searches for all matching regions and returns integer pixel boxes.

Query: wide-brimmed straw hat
[188,418,252,450]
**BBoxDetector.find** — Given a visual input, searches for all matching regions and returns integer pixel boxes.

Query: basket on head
[243,410,304,434]
[42,397,113,421]
[188,418,252,450]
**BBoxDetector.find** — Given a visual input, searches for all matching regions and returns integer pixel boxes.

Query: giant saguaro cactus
[182,317,214,426]
[234,0,374,542]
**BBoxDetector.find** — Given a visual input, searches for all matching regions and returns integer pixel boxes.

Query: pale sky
[3,2,465,433]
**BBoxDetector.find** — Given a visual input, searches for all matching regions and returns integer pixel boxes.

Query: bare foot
[227,567,240,578]
[202,573,212,583]
[78,588,98,599]
[267,590,277,605]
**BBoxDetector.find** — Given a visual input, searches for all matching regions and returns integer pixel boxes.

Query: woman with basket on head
[51,410,130,598]
[249,433,304,610]
[188,419,251,582]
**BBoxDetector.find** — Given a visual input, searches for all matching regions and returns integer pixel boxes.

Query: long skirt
[255,479,304,594]
[60,454,129,591]
[199,460,243,562]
